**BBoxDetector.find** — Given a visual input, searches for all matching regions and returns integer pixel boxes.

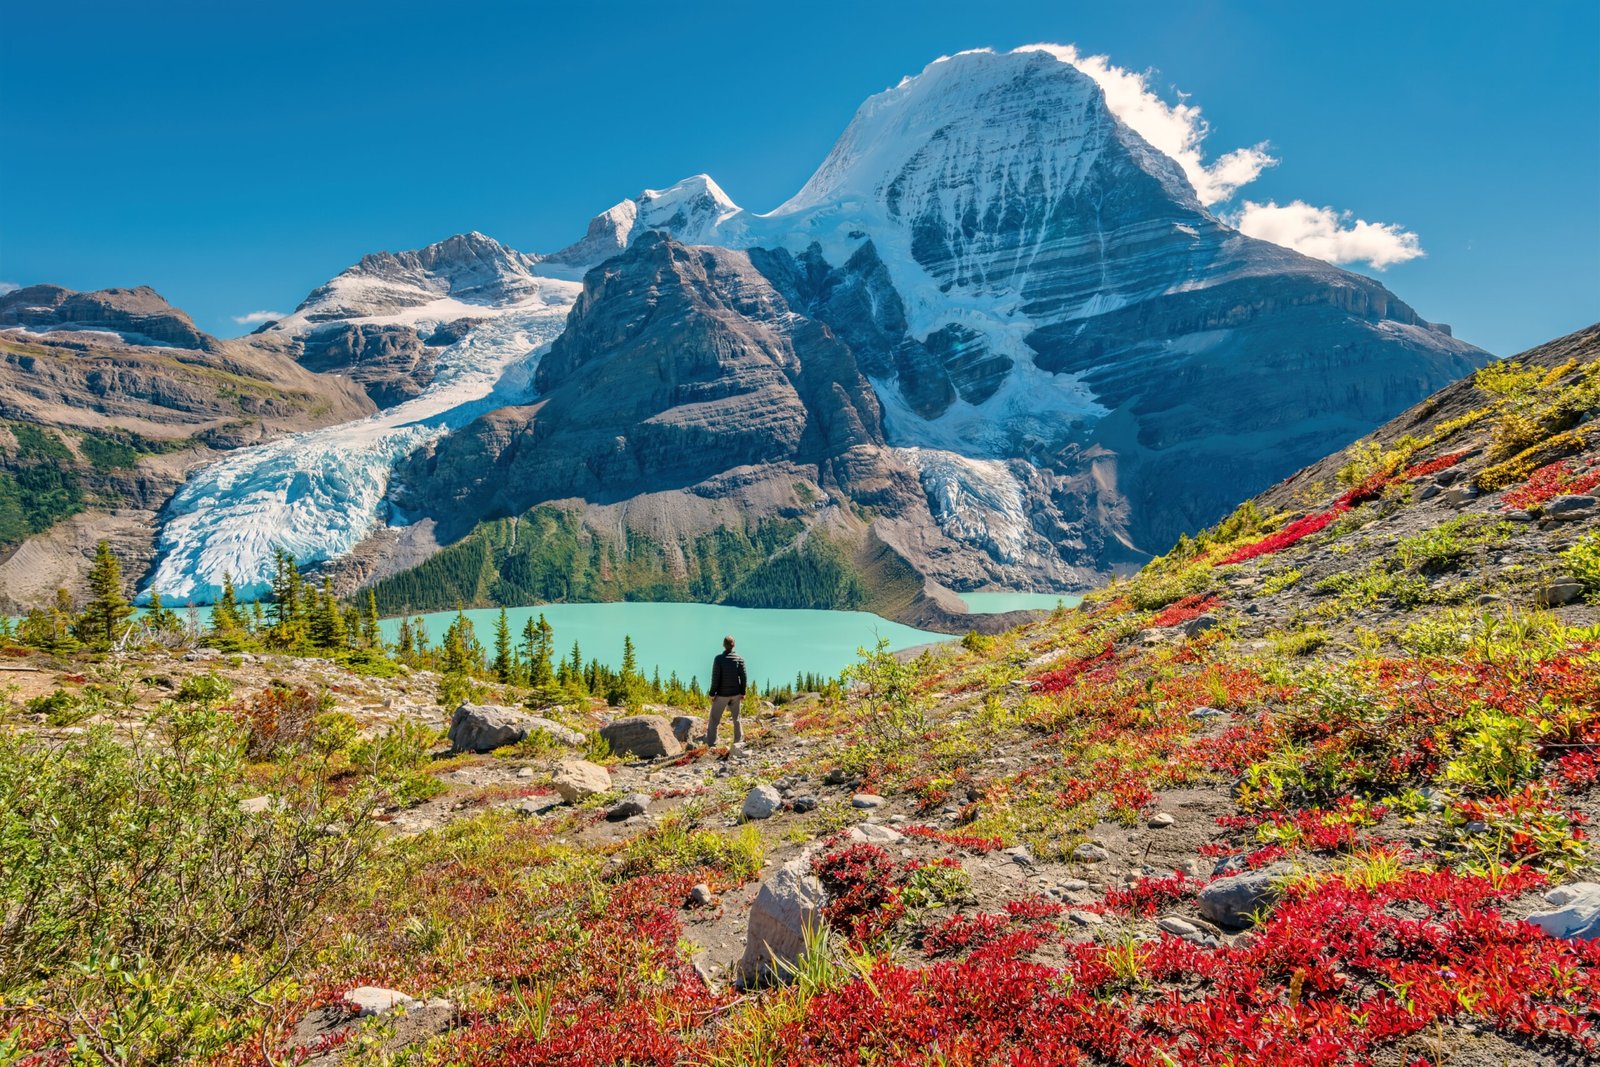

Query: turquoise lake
[379,602,948,690]
[958,591,1084,613]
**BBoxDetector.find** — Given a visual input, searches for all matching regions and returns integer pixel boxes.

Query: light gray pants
[706,695,743,745]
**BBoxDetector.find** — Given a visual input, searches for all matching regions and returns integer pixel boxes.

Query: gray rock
[552,759,611,802]
[1476,593,1502,606]
[1180,614,1220,637]
[606,792,652,822]
[1147,813,1176,829]
[238,795,277,815]
[742,784,783,821]
[847,823,904,845]
[1527,883,1600,940]
[599,715,683,759]
[1197,864,1289,929]
[1538,580,1586,607]
[1418,484,1441,501]
[346,986,416,1017]
[1157,916,1202,938]
[670,715,699,743]
[1004,845,1035,866]
[790,795,819,813]
[1073,842,1110,863]
[1442,485,1478,506]
[448,703,584,753]
[1067,910,1104,926]
[1546,495,1596,518]
[738,856,826,985]
[688,883,714,908]
[851,793,885,809]
[1190,706,1226,719]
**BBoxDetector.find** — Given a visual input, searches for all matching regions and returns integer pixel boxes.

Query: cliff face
[394,234,888,535]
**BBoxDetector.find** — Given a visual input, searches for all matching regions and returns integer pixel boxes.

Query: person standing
[705,635,747,746]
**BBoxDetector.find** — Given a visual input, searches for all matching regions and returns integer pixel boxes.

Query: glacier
[142,278,579,603]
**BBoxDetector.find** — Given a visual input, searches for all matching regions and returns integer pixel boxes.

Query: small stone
[1505,509,1536,522]
[851,793,885,809]
[1157,916,1202,938]
[516,766,536,778]
[606,792,651,822]
[790,795,819,814]
[1418,484,1441,501]
[345,986,416,1017]
[1060,879,1090,892]
[1147,813,1176,829]
[823,768,851,786]
[688,883,715,908]
[1475,593,1502,606]
[1189,706,1225,719]
[1180,614,1220,637]
[239,795,276,815]
[1067,910,1104,927]
[848,823,904,845]
[1442,485,1478,506]
[670,715,699,743]
[742,784,783,821]
[1004,845,1035,866]
[1073,842,1111,863]
[1464,820,1489,834]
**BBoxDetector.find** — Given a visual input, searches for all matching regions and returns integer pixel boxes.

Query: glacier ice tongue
[142,281,580,604]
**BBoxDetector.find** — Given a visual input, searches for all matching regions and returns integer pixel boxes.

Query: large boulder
[447,703,584,753]
[670,715,700,743]
[738,856,826,986]
[552,759,611,802]
[1197,864,1290,930]
[1528,883,1600,940]
[599,715,683,759]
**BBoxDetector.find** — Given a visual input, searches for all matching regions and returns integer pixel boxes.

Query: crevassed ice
[895,447,1032,564]
[142,285,579,604]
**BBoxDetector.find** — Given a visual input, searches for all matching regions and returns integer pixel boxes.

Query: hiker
[705,634,747,746]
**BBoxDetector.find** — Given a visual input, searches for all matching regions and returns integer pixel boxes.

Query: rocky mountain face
[1,47,1501,620]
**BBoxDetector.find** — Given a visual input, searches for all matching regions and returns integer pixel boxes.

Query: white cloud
[1015,43,1276,205]
[0,281,18,295]
[1231,200,1424,269]
[232,309,285,325]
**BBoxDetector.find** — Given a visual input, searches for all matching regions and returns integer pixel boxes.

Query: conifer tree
[492,607,513,682]
[361,589,381,648]
[310,577,346,649]
[82,540,133,648]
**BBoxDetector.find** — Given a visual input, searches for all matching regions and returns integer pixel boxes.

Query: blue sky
[1,0,1595,356]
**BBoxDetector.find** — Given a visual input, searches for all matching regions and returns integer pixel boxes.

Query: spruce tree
[82,540,133,648]
[309,577,346,649]
[492,607,513,682]
[361,589,381,648]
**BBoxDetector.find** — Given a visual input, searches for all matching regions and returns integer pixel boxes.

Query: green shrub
[1564,533,1600,599]
[0,707,382,1060]
[176,672,233,706]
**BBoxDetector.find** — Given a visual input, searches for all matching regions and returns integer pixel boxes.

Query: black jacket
[710,650,747,697]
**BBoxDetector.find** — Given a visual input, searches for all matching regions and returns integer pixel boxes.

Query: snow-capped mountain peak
[774,48,1200,219]
[266,231,547,333]
[546,173,744,268]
